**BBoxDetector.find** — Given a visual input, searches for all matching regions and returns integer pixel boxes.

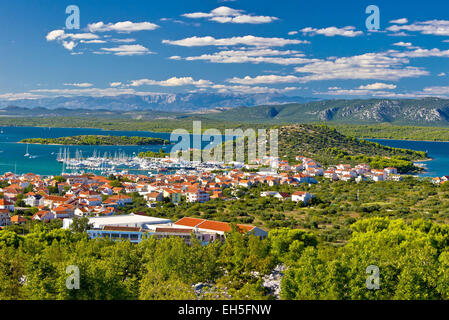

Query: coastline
[368,137,449,143]
[17,142,171,147]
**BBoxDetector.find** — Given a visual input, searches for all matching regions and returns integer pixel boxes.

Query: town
[0,154,405,241]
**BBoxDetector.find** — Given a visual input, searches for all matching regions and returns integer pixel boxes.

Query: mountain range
[3,94,449,126]
[0,93,315,112]
[204,97,449,126]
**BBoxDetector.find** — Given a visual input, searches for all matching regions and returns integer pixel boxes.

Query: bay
[369,139,449,177]
[0,126,174,176]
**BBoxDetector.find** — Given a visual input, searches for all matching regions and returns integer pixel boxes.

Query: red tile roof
[174,217,205,227]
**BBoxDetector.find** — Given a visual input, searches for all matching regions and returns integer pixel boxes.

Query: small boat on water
[24,144,30,157]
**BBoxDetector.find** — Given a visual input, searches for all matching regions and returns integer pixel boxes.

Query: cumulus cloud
[99,44,153,56]
[46,29,100,51]
[63,83,93,88]
[28,87,157,97]
[46,30,99,41]
[294,52,429,82]
[87,21,159,33]
[110,38,136,43]
[393,41,413,47]
[318,87,422,98]
[0,92,48,100]
[80,39,107,44]
[129,77,213,87]
[162,35,308,47]
[301,26,363,37]
[388,20,449,36]
[62,41,77,51]
[182,6,278,24]
[211,84,297,94]
[46,30,65,41]
[358,83,397,90]
[227,75,302,84]
[422,86,449,95]
[389,18,408,24]
[390,47,449,58]
[180,48,316,65]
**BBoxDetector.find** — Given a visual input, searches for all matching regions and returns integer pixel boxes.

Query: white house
[291,191,313,204]
[0,199,14,212]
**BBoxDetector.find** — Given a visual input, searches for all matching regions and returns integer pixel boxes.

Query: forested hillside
[206,98,449,126]
[278,125,427,171]
[20,135,169,146]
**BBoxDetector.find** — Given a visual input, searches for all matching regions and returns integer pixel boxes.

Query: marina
[56,146,228,176]
[0,126,228,176]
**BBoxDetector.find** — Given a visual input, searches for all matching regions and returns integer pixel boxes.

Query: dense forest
[3,214,449,299]
[20,135,169,146]
[5,115,449,142]
[328,124,449,141]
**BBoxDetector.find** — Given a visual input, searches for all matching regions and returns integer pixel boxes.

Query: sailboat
[24,144,30,157]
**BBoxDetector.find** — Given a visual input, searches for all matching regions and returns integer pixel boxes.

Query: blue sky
[1,0,449,100]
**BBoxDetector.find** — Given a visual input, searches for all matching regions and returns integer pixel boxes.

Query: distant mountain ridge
[205,97,449,126]
[0,93,316,112]
[4,96,449,126]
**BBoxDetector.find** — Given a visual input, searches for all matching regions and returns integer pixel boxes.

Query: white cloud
[109,82,123,87]
[301,26,363,37]
[62,41,77,51]
[211,84,297,94]
[390,47,449,58]
[387,31,411,37]
[162,35,309,47]
[111,38,136,43]
[227,75,302,84]
[80,39,107,44]
[438,72,446,77]
[129,77,213,87]
[180,48,316,65]
[46,29,99,51]
[288,31,298,35]
[389,18,408,24]
[0,92,47,100]
[294,52,429,82]
[318,87,422,98]
[182,6,278,24]
[393,41,413,47]
[422,86,449,95]
[46,30,99,41]
[388,20,449,36]
[46,30,65,41]
[28,87,159,97]
[358,83,397,90]
[87,21,159,33]
[99,44,153,56]
[64,83,93,88]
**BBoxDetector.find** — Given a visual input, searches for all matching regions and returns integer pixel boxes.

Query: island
[19,135,170,146]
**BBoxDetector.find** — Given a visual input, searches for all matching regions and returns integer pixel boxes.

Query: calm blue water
[370,139,449,177]
[1,127,447,177]
[0,126,177,176]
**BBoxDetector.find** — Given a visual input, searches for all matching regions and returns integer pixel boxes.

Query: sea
[0,126,176,176]
[0,126,448,177]
[369,139,449,177]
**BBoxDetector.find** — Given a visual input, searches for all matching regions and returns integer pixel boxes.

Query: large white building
[63,213,172,230]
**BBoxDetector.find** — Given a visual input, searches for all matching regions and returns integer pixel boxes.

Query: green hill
[204,98,449,126]
[277,124,427,172]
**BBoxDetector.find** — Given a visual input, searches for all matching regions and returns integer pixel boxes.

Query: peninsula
[19,135,170,146]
